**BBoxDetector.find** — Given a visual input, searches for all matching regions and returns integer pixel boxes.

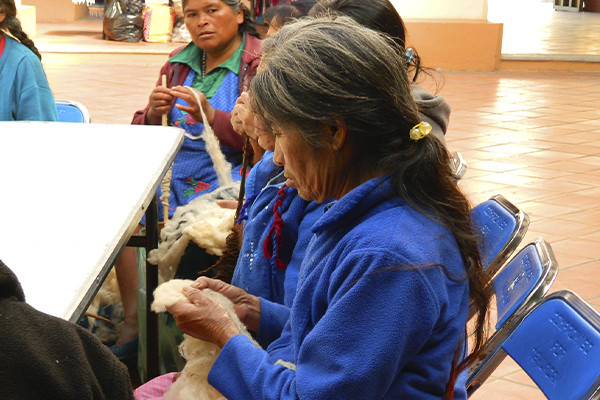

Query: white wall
[391,0,488,20]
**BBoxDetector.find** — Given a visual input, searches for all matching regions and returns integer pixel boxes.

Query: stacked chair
[453,155,597,398]
[469,289,600,399]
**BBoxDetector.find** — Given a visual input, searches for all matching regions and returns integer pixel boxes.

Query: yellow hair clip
[409,122,432,141]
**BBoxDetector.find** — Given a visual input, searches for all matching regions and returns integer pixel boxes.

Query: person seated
[0,260,134,400]
[137,16,492,400]
[309,0,450,146]
[0,0,57,121]
[230,0,317,163]
[147,0,320,370]
[112,0,262,357]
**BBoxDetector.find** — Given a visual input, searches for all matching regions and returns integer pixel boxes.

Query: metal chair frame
[450,151,467,183]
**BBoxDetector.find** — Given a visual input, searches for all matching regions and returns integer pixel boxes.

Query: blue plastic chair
[467,238,559,396]
[467,195,530,320]
[55,99,91,123]
[472,194,529,279]
[470,290,600,400]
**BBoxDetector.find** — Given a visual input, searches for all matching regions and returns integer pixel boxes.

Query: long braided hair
[203,136,253,283]
[0,0,41,60]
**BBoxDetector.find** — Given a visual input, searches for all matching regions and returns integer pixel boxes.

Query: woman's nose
[273,142,284,166]
[198,13,208,26]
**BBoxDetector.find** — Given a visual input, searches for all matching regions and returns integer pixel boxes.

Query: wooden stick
[85,312,111,323]
[161,74,171,223]
[161,74,168,127]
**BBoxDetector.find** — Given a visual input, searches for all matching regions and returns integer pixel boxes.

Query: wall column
[391,0,503,71]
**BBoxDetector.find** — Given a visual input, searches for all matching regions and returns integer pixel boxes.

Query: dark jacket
[132,34,262,151]
[0,260,135,400]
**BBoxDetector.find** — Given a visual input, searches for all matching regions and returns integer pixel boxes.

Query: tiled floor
[34,11,600,399]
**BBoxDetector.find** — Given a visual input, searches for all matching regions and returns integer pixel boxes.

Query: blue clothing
[232,152,325,348]
[150,69,243,223]
[243,151,280,202]
[209,175,470,400]
[0,35,57,121]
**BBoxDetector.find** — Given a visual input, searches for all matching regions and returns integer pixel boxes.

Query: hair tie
[409,121,432,141]
[405,48,415,64]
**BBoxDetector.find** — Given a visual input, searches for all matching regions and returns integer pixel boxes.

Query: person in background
[113,0,262,359]
[0,260,134,400]
[309,0,450,146]
[0,0,57,121]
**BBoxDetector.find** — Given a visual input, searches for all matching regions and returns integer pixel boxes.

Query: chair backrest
[472,194,530,279]
[450,151,467,183]
[467,238,559,396]
[467,195,530,320]
[55,99,91,123]
[502,290,600,400]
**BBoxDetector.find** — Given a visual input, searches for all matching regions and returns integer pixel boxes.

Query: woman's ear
[331,118,347,151]
[236,6,244,26]
[0,8,6,25]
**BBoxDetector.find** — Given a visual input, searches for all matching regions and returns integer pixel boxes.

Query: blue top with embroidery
[146,62,245,223]
[231,152,326,349]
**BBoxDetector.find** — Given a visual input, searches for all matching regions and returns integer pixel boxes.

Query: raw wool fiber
[148,88,238,281]
[148,183,240,282]
[152,279,260,400]
[84,267,123,344]
[192,88,234,188]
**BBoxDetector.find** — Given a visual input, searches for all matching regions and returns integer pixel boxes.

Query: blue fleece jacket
[209,175,470,400]
[0,35,57,121]
[232,152,325,348]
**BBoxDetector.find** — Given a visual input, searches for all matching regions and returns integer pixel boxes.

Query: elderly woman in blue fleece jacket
[164,16,492,400]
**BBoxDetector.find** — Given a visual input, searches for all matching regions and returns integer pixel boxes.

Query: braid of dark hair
[1,13,41,60]
[201,136,252,283]
[389,134,492,373]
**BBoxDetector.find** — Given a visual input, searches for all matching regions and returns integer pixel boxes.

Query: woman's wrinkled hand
[147,86,174,125]
[166,286,241,348]
[190,277,261,333]
[171,86,216,126]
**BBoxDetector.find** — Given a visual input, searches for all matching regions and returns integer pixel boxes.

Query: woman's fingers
[216,200,239,209]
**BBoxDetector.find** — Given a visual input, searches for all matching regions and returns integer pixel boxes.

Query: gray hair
[250,16,421,177]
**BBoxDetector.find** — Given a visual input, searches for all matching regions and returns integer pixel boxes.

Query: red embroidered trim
[263,185,287,270]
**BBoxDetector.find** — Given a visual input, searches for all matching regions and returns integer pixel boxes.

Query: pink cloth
[134,372,177,400]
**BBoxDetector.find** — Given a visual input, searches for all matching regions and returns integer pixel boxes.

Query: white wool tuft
[147,184,239,282]
[152,279,260,400]
[192,89,234,188]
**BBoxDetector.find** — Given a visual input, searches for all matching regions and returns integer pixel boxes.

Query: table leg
[145,196,160,380]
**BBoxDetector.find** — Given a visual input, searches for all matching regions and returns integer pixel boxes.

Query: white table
[0,122,183,324]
